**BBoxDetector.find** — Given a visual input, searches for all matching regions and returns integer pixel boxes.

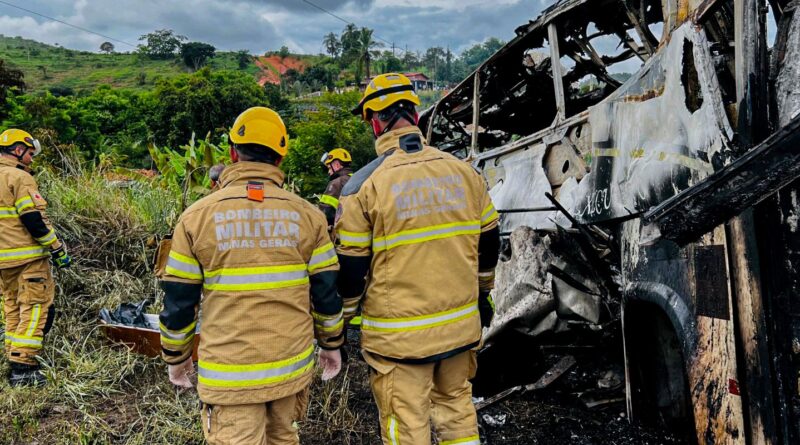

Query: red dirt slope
[255,55,309,86]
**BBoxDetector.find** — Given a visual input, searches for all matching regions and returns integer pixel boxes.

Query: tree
[180,42,216,71]
[353,27,383,84]
[339,24,359,66]
[300,63,337,91]
[461,37,505,71]
[376,51,403,74]
[0,59,25,118]
[100,41,115,54]
[423,47,445,82]
[283,68,301,86]
[138,29,187,59]
[283,91,373,198]
[323,32,340,59]
[443,47,453,82]
[236,50,251,69]
[146,68,268,148]
[401,51,419,70]
[278,46,290,58]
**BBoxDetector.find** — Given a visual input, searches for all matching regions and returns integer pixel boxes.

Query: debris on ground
[482,413,507,427]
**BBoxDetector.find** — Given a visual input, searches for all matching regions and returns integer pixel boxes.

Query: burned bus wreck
[421,0,800,443]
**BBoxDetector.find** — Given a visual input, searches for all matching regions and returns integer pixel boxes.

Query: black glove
[478,290,494,328]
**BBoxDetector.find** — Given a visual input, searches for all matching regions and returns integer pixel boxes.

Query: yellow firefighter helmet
[229,107,289,157]
[352,73,421,120]
[0,129,41,156]
[321,148,352,166]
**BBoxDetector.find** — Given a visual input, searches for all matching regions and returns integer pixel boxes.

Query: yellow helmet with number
[0,129,42,156]
[352,73,421,120]
[321,148,352,166]
[229,107,289,157]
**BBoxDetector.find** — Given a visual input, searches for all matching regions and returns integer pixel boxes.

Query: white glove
[318,348,342,381]
[168,360,195,389]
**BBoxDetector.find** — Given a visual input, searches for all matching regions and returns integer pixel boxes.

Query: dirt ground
[301,331,688,445]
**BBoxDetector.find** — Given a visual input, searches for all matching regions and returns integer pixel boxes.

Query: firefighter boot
[8,362,47,387]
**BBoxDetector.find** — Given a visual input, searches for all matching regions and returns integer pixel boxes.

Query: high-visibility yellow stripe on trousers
[372,221,480,252]
[387,415,400,445]
[203,264,309,291]
[441,435,481,445]
[0,246,48,263]
[198,345,315,388]
[25,304,41,337]
[9,334,43,349]
[361,302,479,332]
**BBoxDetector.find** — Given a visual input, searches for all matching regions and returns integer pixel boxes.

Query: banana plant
[147,132,229,208]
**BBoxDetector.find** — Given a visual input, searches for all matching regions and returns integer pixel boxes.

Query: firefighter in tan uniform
[159,107,344,445]
[318,148,353,229]
[336,74,500,445]
[0,129,71,387]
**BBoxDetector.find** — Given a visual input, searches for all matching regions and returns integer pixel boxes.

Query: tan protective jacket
[0,157,62,269]
[160,162,342,405]
[335,127,499,360]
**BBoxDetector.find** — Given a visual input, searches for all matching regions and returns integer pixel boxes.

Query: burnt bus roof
[423,0,664,153]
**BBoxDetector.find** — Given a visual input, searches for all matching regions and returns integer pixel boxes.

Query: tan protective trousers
[1,258,55,366]
[200,387,309,445]
[364,349,480,445]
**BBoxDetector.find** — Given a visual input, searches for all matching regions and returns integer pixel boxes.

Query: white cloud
[0,0,547,55]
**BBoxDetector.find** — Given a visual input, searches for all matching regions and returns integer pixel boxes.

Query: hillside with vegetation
[1,27,505,97]
[0,34,262,93]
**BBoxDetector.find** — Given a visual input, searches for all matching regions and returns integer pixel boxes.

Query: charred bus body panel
[422,0,800,443]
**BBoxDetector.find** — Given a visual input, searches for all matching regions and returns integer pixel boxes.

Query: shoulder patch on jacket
[341,149,395,197]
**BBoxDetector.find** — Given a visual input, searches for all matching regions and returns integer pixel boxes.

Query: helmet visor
[320,152,330,165]
[24,137,42,157]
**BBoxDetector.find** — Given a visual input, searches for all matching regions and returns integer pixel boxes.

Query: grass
[0,164,382,444]
[0,165,196,444]
[0,35,261,93]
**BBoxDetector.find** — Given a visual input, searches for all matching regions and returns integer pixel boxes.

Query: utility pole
[433,52,437,90]
[391,42,396,57]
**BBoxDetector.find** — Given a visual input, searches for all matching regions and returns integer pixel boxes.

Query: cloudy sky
[0,0,550,56]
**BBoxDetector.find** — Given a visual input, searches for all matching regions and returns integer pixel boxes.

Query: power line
[0,0,137,48]
[298,0,409,55]
[300,0,352,26]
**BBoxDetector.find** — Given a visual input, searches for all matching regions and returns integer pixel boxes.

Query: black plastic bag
[99,300,151,328]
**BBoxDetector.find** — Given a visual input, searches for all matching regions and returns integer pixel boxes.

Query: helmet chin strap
[5,145,29,162]
[371,108,418,138]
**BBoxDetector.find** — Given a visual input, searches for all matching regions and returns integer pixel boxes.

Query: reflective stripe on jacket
[318,168,352,227]
[0,157,60,269]
[160,162,342,405]
[335,127,499,360]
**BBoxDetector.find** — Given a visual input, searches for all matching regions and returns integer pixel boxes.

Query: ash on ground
[301,330,688,445]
